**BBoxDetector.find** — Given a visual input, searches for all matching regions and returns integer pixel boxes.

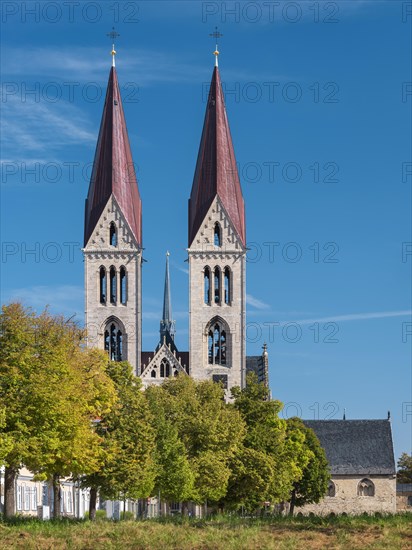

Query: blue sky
[1,1,411,459]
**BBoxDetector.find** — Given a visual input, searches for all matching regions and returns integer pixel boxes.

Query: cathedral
[83,46,268,396]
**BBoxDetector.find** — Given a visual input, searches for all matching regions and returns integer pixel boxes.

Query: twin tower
[83,59,255,395]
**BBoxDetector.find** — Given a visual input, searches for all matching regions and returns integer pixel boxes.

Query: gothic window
[104,322,123,361]
[357,478,375,497]
[224,267,231,304]
[160,359,170,378]
[214,267,221,304]
[151,369,156,378]
[110,266,117,304]
[174,369,178,377]
[208,322,227,365]
[204,267,211,304]
[120,267,127,304]
[327,481,336,497]
[99,267,107,304]
[109,222,117,247]
[214,222,221,246]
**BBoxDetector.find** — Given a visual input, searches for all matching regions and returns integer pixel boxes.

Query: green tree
[81,361,156,520]
[397,453,412,483]
[286,417,329,515]
[230,373,310,510]
[146,376,245,509]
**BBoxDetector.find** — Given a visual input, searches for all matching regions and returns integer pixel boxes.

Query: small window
[358,478,374,497]
[110,267,117,304]
[214,267,221,304]
[151,369,156,378]
[327,481,336,497]
[120,267,127,304]
[212,374,228,389]
[224,267,231,304]
[160,359,170,378]
[109,223,117,247]
[99,267,107,304]
[214,223,221,246]
[407,496,412,507]
[204,267,211,304]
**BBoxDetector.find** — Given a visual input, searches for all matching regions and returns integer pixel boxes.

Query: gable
[140,342,189,379]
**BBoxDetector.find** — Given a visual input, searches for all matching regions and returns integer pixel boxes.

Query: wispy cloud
[246,293,270,310]
[2,285,84,318]
[280,310,412,326]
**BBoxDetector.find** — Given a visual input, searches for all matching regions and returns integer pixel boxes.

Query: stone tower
[83,63,142,375]
[188,63,246,394]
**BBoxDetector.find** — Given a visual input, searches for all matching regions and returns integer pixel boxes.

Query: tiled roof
[303,420,396,476]
[84,67,142,246]
[188,66,245,247]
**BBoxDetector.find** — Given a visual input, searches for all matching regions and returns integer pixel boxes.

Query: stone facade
[298,475,396,515]
[84,196,142,376]
[188,197,246,396]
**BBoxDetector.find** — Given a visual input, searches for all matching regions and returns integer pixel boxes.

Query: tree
[230,373,311,510]
[397,453,412,483]
[146,376,245,509]
[81,361,156,520]
[0,303,117,519]
[286,417,329,515]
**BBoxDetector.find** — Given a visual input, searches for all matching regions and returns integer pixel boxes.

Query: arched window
[104,322,123,361]
[208,322,227,366]
[224,267,231,304]
[99,267,107,304]
[357,478,375,497]
[159,359,171,378]
[109,223,117,247]
[174,369,178,377]
[214,223,221,246]
[327,481,336,497]
[110,267,117,304]
[204,267,211,305]
[214,267,221,304]
[120,267,127,304]
[151,369,156,378]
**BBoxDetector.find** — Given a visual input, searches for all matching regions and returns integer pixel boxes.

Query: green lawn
[1,514,411,549]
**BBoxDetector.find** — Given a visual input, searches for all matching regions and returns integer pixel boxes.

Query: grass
[0,513,411,549]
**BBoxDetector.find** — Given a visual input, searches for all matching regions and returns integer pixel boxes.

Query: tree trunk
[52,474,62,519]
[4,466,17,518]
[289,489,296,516]
[89,487,97,521]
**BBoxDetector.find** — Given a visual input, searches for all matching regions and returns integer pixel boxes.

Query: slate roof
[303,420,396,476]
[188,66,245,247]
[84,67,142,246]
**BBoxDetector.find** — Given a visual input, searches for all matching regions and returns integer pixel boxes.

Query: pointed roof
[84,66,142,246]
[160,252,176,341]
[188,66,245,247]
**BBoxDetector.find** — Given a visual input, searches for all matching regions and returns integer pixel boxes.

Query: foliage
[397,452,412,483]
[286,417,330,511]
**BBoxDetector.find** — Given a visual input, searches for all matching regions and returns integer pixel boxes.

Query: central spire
[160,252,176,341]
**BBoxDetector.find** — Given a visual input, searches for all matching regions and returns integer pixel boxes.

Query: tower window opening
[224,267,231,305]
[204,267,211,304]
[109,223,117,247]
[358,478,374,497]
[105,322,123,362]
[99,267,107,304]
[208,322,227,366]
[110,267,117,304]
[120,267,127,304]
[214,223,221,246]
[214,267,221,304]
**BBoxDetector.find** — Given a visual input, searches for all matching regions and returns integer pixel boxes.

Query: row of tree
[0,303,330,519]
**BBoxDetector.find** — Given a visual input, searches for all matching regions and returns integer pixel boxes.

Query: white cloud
[246,293,270,310]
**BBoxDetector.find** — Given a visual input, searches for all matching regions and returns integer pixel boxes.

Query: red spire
[188,66,245,247]
[84,67,142,247]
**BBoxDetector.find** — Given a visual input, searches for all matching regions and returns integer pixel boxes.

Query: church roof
[84,66,142,246]
[303,420,396,476]
[188,66,245,247]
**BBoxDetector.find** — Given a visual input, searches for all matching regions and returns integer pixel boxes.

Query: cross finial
[209,26,223,67]
[107,27,120,67]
